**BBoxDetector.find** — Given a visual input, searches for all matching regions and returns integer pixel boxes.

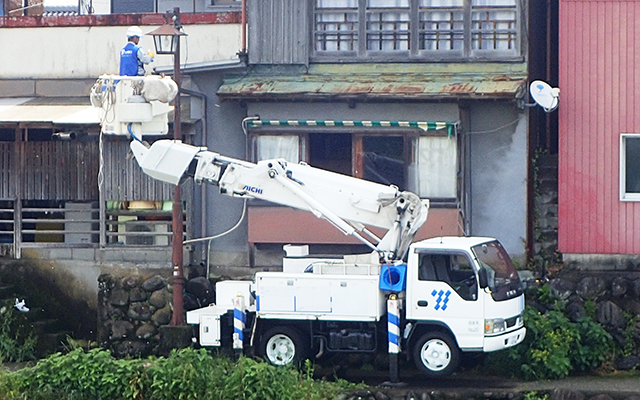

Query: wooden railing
[0,201,186,259]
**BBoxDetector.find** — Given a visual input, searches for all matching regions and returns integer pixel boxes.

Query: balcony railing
[0,200,185,259]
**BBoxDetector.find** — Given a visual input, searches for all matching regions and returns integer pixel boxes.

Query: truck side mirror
[477,268,488,289]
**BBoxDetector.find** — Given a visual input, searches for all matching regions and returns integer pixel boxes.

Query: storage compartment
[199,315,221,346]
[255,272,385,321]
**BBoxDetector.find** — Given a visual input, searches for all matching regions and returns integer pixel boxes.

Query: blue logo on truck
[431,289,451,311]
[242,185,263,195]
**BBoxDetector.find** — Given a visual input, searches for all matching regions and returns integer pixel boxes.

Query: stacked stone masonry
[97,265,215,357]
[534,153,559,264]
[549,270,640,370]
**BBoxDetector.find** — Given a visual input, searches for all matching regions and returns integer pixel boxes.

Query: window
[255,135,301,162]
[310,132,352,175]
[360,135,405,187]
[472,240,522,301]
[418,253,477,300]
[211,0,240,5]
[620,134,640,201]
[419,0,464,52]
[252,129,458,200]
[0,129,15,142]
[366,0,411,51]
[315,0,359,52]
[408,134,457,198]
[471,0,518,51]
[313,0,520,61]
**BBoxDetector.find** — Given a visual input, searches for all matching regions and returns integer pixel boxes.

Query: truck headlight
[484,318,506,334]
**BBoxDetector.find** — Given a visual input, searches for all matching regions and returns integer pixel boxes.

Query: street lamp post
[148,8,188,327]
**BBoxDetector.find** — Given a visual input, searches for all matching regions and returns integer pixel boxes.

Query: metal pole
[387,294,400,383]
[233,293,245,359]
[171,7,185,326]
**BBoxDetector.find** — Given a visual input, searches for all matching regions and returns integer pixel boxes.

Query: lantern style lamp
[148,23,185,55]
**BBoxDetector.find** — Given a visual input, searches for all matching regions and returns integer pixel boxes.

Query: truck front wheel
[412,332,460,377]
[260,327,307,367]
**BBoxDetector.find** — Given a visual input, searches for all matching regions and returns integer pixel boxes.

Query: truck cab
[405,236,525,375]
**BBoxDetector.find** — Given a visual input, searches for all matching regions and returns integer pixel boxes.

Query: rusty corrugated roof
[218,63,527,100]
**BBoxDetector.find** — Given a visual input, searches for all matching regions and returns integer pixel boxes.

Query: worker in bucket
[119,26,153,76]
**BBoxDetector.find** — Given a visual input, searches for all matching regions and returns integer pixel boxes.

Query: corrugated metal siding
[248,0,308,65]
[102,141,177,201]
[1,140,179,201]
[559,0,640,254]
[21,141,99,200]
[0,143,15,199]
[1,141,98,200]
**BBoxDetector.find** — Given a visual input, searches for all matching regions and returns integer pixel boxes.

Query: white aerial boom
[130,139,428,263]
[89,75,428,262]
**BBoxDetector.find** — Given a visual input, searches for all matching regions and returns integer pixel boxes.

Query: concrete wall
[188,71,250,267]
[468,103,528,258]
[0,23,241,79]
[0,255,177,338]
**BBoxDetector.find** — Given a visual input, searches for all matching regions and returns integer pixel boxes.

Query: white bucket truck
[91,78,525,376]
[128,139,526,377]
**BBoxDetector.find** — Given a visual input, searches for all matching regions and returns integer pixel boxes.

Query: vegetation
[0,299,37,363]
[484,284,615,380]
[0,348,361,400]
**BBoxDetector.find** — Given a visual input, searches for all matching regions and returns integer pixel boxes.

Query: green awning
[246,119,457,136]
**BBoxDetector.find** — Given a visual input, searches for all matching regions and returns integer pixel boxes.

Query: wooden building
[558,0,640,256]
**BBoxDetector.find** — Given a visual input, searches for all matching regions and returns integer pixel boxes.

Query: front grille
[506,315,518,328]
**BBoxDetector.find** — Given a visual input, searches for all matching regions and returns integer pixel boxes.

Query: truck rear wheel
[260,327,307,367]
[412,332,460,377]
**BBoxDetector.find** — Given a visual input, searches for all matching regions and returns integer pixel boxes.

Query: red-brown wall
[559,0,640,254]
[248,207,462,245]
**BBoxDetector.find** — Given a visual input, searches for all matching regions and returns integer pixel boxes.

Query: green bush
[0,299,37,363]
[0,368,23,400]
[0,348,359,400]
[15,348,143,400]
[486,303,614,380]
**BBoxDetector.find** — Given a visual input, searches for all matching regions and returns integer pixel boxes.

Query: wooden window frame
[311,0,522,62]
[620,133,640,201]
[249,127,460,206]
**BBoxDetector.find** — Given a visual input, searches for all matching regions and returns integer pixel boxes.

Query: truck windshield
[472,241,523,301]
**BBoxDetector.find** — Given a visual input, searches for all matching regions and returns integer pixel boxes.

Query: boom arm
[130,140,428,262]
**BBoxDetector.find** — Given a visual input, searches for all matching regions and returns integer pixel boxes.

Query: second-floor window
[313,0,520,61]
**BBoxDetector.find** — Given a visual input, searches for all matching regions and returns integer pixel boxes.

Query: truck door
[406,251,484,350]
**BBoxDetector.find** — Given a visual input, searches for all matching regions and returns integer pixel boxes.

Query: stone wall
[534,153,559,267]
[97,265,215,357]
[548,269,640,369]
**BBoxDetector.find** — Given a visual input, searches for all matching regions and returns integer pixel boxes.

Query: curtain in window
[256,135,300,162]
[471,0,517,50]
[408,135,457,198]
[419,0,464,51]
[316,0,359,51]
[366,0,410,51]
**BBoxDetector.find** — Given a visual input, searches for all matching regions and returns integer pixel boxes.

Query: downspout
[180,87,207,263]
[242,0,247,54]
[237,0,248,64]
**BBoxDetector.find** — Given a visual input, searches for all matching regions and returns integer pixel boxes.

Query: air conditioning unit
[65,202,96,244]
[118,216,170,246]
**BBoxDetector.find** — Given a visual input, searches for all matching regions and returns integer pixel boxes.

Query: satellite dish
[529,80,560,112]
